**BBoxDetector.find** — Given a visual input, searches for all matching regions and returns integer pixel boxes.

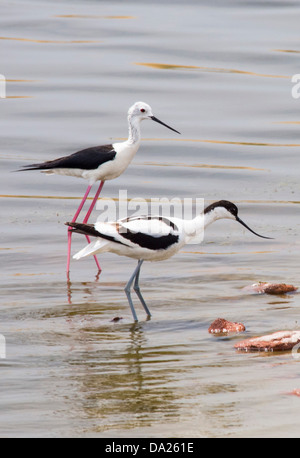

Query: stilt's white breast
[94,141,140,181]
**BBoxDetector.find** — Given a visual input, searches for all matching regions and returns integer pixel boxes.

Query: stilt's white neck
[127,114,142,145]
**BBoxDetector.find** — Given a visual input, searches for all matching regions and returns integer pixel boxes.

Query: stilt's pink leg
[67,185,93,274]
[83,181,105,224]
[83,181,105,272]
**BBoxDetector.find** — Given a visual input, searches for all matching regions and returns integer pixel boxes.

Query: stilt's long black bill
[236,217,273,239]
[150,116,181,134]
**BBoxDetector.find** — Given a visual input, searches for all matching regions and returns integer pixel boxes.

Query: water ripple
[0,36,101,44]
[137,161,266,171]
[274,49,300,54]
[134,62,289,79]
[55,15,136,19]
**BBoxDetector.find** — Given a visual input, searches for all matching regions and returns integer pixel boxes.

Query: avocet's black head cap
[204,200,238,217]
[204,200,273,239]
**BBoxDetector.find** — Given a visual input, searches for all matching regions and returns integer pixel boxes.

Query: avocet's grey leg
[124,262,142,322]
[133,260,151,318]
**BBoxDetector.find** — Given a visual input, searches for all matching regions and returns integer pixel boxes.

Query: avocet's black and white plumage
[67,200,272,321]
[19,102,180,274]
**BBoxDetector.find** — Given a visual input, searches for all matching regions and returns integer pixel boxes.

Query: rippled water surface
[1,0,300,438]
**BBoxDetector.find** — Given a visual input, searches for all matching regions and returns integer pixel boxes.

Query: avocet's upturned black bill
[235,216,272,239]
[66,200,272,322]
[204,200,273,240]
[18,101,180,275]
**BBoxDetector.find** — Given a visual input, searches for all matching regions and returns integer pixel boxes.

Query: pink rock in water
[235,330,300,352]
[243,282,298,295]
[290,389,300,397]
[264,283,298,295]
[208,318,245,335]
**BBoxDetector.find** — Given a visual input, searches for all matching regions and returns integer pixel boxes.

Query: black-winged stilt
[19,102,180,275]
[67,200,272,321]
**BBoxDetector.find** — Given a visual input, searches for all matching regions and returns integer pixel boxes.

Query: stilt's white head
[128,101,180,134]
[128,101,153,120]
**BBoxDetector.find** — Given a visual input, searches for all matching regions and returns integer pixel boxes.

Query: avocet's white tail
[73,239,110,260]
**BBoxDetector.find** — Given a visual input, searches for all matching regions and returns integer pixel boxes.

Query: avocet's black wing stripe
[120,229,179,251]
[120,215,178,231]
[67,222,125,245]
[118,216,180,250]
[20,144,116,171]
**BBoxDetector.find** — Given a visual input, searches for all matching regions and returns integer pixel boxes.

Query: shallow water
[1,0,300,438]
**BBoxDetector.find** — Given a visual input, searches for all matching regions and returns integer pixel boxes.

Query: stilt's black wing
[18,144,116,171]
